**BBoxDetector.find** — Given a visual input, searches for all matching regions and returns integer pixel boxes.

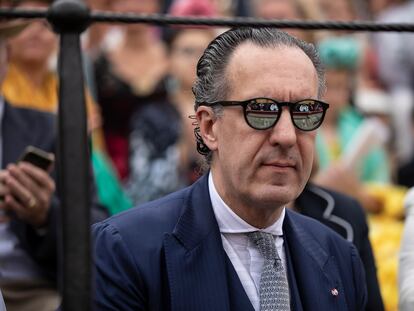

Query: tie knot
[246,231,280,261]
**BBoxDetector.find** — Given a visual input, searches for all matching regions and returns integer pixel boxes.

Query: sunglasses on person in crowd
[200,98,329,131]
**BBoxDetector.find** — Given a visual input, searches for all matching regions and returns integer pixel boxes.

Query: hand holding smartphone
[18,146,55,171]
[1,146,54,218]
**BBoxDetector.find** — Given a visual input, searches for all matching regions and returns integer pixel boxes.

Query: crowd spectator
[93,0,169,180]
[1,0,132,215]
[312,36,390,212]
[373,0,414,164]
[0,17,107,311]
[83,0,113,61]
[125,0,216,205]
[81,0,113,105]
[1,0,57,113]
[250,0,322,43]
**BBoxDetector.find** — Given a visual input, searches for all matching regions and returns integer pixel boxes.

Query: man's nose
[268,107,297,147]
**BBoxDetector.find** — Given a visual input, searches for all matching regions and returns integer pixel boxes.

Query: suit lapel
[224,254,255,311]
[284,210,348,311]
[284,235,303,311]
[164,175,253,311]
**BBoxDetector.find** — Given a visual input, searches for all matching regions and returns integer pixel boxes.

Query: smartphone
[18,146,55,171]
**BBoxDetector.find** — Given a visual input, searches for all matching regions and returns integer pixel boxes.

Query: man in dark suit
[93,27,367,310]
[0,20,107,311]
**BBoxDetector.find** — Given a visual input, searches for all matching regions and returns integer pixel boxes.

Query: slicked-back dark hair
[192,27,325,164]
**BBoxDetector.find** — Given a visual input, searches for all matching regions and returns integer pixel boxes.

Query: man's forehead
[225,42,318,98]
[226,42,316,76]
[227,41,312,71]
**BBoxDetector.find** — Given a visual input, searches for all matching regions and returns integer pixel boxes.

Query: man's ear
[196,106,219,151]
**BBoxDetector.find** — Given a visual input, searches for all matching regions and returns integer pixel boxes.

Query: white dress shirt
[208,173,287,311]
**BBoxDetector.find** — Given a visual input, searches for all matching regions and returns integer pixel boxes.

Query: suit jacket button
[331,288,339,297]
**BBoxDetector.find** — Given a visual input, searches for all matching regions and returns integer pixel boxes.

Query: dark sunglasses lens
[246,99,279,129]
[292,100,325,130]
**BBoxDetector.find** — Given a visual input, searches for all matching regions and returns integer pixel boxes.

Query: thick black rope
[1,7,414,32]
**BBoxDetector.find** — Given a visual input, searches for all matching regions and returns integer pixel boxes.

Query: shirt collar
[209,172,285,236]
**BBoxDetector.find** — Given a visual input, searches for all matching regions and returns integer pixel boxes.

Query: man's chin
[254,184,299,208]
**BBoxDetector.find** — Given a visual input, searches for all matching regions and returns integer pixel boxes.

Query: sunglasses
[200,98,329,131]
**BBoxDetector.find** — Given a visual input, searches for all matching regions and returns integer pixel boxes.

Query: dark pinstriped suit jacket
[93,174,367,310]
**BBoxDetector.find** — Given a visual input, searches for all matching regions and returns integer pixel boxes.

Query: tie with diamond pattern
[247,231,290,311]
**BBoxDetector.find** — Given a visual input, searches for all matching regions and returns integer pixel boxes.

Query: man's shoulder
[3,101,56,154]
[287,210,367,309]
[287,209,353,247]
[321,187,366,218]
[300,184,366,223]
[287,210,362,275]
[93,186,191,245]
[5,100,56,128]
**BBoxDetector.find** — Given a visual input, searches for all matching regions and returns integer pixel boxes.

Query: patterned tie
[247,231,290,311]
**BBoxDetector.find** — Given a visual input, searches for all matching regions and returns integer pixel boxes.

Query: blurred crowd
[1,0,414,310]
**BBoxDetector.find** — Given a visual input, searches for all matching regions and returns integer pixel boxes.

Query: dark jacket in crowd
[296,184,384,311]
[3,101,107,284]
